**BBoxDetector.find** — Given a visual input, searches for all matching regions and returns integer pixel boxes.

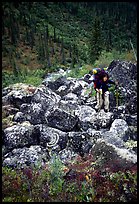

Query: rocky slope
[2,60,137,170]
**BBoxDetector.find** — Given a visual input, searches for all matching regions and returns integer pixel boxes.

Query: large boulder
[46,108,79,132]
[109,119,129,141]
[90,139,137,170]
[20,103,46,125]
[70,80,83,96]
[35,125,68,150]
[3,145,50,169]
[58,147,78,164]
[14,85,61,125]
[2,83,36,108]
[68,132,93,156]
[3,124,38,150]
[100,119,129,148]
[63,93,79,104]
[90,109,114,130]
[77,108,113,131]
[75,105,96,130]
[108,60,137,114]
[58,100,80,116]
[47,76,71,91]
[31,85,61,109]
[108,60,137,82]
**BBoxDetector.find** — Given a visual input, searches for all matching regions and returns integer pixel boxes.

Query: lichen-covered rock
[75,105,96,130]
[2,115,17,130]
[3,124,38,150]
[109,119,129,141]
[125,114,137,126]
[13,111,26,123]
[31,85,61,110]
[90,109,114,130]
[76,108,113,131]
[58,100,79,116]
[56,85,70,96]
[20,103,46,125]
[3,145,50,169]
[2,83,36,108]
[46,108,79,131]
[58,147,78,164]
[75,105,96,122]
[63,93,79,103]
[70,80,83,96]
[90,139,137,170]
[127,126,137,141]
[35,124,68,150]
[68,132,93,156]
[47,76,71,91]
[108,60,137,114]
[85,96,96,108]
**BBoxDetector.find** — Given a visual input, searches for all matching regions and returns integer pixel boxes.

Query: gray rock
[46,108,79,132]
[58,147,78,164]
[76,108,113,131]
[125,114,137,126]
[13,111,26,123]
[3,124,38,150]
[58,100,79,116]
[75,105,96,122]
[68,132,92,156]
[70,80,83,96]
[108,60,137,114]
[31,85,61,110]
[109,119,129,141]
[90,139,137,170]
[56,85,70,96]
[75,105,96,130]
[3,145,50,169]
[35,124,68,150]
[63,93,79,103]
[47,76,71,91]
[20,102,49,125]
[2,83,35,108]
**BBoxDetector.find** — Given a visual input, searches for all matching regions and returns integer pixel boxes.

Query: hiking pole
[115,85,119,110]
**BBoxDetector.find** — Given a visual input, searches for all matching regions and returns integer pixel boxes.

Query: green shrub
[93,49,136,68]
[2,155,137,202]
[2,68,46,88]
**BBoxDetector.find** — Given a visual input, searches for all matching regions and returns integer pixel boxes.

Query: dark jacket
[96,79,115,93]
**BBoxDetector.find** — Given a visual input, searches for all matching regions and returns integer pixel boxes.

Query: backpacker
[92,68,108,89]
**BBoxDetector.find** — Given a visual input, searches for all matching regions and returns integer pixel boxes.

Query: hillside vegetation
[2,2,137,86]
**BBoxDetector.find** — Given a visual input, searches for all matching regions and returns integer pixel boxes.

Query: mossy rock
[2,115,17,129]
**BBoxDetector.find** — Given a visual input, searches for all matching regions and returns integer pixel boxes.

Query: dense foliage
[2,154,137,202]
[2,2,137,76]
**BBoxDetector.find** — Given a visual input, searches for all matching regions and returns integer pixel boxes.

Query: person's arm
[108,79,115,85]
[96,81,102,94]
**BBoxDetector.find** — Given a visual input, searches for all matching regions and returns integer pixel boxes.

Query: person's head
[102,73,109,82]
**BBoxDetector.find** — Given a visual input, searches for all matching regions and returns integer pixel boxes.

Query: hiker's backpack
[92,68,108,89]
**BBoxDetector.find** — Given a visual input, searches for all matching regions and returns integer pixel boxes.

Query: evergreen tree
[89,16,102,64]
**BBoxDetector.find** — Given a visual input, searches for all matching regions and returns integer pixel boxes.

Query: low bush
[2,69,46,88]
[2,154,137,202]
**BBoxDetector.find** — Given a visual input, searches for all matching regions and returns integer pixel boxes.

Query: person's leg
[104,91,110,112]
[99,93,103,109]
[95,92,103,111]
[95,91,100,110]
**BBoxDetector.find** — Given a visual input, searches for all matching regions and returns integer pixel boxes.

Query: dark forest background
[2,2,137,87]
